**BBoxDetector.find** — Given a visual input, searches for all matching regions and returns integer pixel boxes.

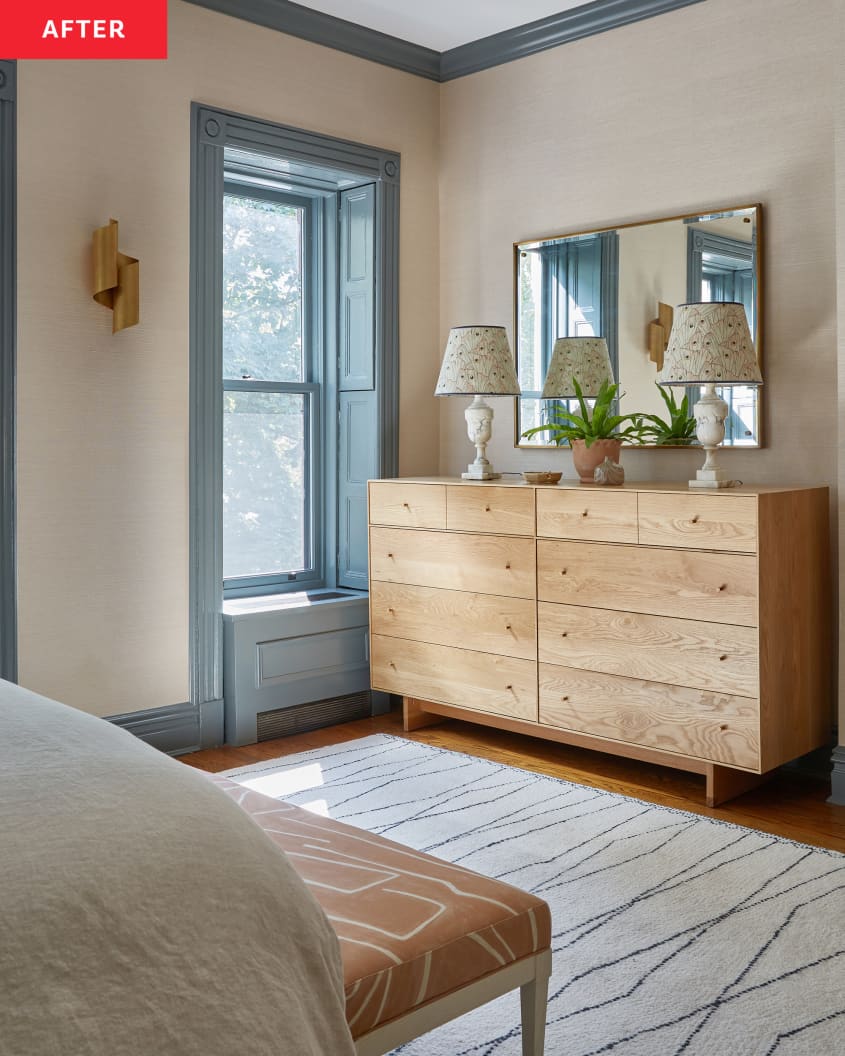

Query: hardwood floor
[183,709,845,853]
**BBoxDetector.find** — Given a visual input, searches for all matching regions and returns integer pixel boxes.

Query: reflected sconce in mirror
[435,325,520,480]
[93,219,139,332]
[658,302,762,489]
[647,302,673,371]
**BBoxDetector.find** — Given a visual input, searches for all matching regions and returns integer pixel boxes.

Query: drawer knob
[389,661,396,669]
[387,552,394,558]
[505,623,512,631]
[561,695,570,702]
[560,568,567,575]
[505,562,511,570]
[719,584,727,592]
[402,502,410,508]
[485,505,491,512]
[561,632,568,638]
[582,510,589,518]
[388,608,395,615]
[506,684,514,691]
[719,654,728,661]
[720,724,729,731]
[691,515,700,524]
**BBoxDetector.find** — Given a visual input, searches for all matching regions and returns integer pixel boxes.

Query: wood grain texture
[371,635,538,721]
[403,696,446,731]
[369,526,536,598]
[537,539,758,625]
[756,488,832,770]
[371,581,536,659]
[536,488,638,543]
[538,602,759,698]
[539,664,760,770]
[704,764,771,808]
[368,481,446,529]
[637,492,758,552]
[446,484,535,536]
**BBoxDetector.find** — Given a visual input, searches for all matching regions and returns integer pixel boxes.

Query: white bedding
[0,679,356,1056]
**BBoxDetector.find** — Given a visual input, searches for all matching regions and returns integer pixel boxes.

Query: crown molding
[187,0,707,81]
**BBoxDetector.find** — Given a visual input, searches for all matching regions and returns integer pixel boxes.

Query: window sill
[222,588,366,621]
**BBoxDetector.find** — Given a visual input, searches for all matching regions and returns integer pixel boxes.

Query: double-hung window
[222,186,320,593]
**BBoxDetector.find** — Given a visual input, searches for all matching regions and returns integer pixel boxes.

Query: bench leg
[520,949,552,1055]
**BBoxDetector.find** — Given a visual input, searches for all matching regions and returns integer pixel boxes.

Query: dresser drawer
[538,664,760,770]
[638,493,757,553]
[370,582,536,660]
[536,489,637,543]
[538,602,758,698]
[371,635,538,721]
[368,482,446,529]
[537,540,757,626]
[446,485,535,535]
[369,527,536,598]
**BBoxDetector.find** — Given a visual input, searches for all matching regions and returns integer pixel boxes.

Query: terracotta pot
[571,438,622,484]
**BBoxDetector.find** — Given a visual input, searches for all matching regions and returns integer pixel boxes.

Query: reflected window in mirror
[514,204,762,449]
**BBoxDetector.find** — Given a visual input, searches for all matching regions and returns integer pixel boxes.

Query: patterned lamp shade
[434,325,520,396]
[658,302,762,386]
[541,337,614,398]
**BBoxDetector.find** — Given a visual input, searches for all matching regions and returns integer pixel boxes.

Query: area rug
[221,735,845,1055]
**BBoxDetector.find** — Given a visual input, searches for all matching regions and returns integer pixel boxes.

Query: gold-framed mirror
[514,203,763,448]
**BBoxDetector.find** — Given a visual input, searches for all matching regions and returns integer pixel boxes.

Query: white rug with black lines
[221,735,845,1056]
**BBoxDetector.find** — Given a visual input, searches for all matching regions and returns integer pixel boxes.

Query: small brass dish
[522,471,562,485]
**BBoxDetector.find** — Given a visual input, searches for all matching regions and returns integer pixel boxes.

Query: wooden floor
[183,709,845,853]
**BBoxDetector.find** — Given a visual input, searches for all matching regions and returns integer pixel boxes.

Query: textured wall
[16,1,440,715]
[438,0,836,492]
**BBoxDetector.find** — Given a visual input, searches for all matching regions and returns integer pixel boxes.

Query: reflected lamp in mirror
[542,337,614,397]
[658,302,762,489]
[435,325,520,480]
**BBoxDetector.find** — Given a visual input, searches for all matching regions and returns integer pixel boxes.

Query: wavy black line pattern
[223,735,845,1056]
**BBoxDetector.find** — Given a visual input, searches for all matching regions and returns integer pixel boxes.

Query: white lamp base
[462,395,500,480]
[689,383,730,489]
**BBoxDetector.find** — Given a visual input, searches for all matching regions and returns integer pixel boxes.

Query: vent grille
[257,691,372,741]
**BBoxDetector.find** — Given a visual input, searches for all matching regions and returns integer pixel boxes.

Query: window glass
[223,194,304,382]
[222,390,308,579]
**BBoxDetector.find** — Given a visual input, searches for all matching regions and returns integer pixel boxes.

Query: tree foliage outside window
[222,192,315,584]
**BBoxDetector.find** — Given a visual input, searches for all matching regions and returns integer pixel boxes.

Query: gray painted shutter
[337,184,376,588]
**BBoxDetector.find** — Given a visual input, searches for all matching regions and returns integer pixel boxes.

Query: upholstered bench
[213,776,553,1056]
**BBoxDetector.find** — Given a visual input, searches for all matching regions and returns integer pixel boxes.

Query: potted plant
[636,384,697,445]
[521,378,641,483]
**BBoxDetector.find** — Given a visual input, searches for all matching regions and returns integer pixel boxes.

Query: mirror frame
[512,203,764,449]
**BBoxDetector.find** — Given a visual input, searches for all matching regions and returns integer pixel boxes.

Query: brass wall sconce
[93,219,139,332]
[647,301,673,370]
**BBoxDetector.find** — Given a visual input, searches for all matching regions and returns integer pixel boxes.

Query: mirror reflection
[515,204,762,447]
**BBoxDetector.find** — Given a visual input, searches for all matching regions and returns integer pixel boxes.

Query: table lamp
[435,325,520,480]
[541,336,614,397]
[658,302,762,488]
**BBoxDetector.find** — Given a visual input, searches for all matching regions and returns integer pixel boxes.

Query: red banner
[1,2,168,59]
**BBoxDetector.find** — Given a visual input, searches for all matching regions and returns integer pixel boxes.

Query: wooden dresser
[368,478,831,805]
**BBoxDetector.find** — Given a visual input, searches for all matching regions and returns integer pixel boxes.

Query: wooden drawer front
[638,493,757,553]
[446,485,535,536]
[369,527,536,599]
[537,540,757,626]
[536,489,638,543]
[538,603,758,698]
[371,635,538,721]
[368,482,446,529]
[539,665,760,770]
[370,582,536,660]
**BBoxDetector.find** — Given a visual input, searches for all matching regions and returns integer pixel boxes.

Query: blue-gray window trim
[0,59,16,684]
[190,103,399,725]
[222,183,324,596]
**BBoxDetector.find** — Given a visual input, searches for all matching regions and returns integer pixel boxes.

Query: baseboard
[108,698,224,756]
[828,745,845,805]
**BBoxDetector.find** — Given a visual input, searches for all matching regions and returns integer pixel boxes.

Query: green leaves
[521,379,641,447]
[635,385,697,445]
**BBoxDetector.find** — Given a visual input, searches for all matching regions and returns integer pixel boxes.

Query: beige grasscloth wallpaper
[16,1,440,715]
[15,0,844,743]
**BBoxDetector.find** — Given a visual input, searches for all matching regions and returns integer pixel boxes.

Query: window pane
[223,194,304,382]
[223,390,309,579]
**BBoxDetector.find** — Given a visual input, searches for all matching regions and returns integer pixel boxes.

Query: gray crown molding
[440,0,708,80]
[185,0,440,80]
[187,0,707,81]
[0,59,16,684]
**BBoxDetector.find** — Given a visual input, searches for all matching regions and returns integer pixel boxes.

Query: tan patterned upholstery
[212,776,552,1041]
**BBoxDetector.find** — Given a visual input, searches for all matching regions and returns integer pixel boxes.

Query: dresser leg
[403,697,445,732]
[706,764,772,807]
